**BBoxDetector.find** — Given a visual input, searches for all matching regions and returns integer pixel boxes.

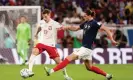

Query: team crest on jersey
[85,24,90,29]
[48,26,52,30]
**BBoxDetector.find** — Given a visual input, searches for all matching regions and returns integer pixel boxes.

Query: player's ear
[49,12,52,17]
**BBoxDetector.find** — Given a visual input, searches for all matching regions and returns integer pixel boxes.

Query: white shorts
[73,47,92,60]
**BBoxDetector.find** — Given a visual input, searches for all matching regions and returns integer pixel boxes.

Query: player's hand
[111,39,118,46]
[62,26,70,30]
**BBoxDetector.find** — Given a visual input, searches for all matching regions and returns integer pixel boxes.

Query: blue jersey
[80,19,102,49]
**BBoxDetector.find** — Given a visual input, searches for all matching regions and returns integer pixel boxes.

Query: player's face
[43,13,50,22]
[20,17,26,23]
[83,13,92,21]
[83,13,89,20]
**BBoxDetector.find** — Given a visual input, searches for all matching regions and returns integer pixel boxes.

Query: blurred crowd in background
[0,0,133,49]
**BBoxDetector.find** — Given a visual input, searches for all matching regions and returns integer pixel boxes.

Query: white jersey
[38,19,62,47]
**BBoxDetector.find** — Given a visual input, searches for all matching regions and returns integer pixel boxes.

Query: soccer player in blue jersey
[44,9,117,80]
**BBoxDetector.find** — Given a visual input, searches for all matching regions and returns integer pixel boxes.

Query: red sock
[90,66,107,76]
[53,58,70,72]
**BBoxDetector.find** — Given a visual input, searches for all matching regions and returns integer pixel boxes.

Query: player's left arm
[99,25,117,45]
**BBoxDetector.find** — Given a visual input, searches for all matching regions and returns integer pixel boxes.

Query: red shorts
[35,43,59,59]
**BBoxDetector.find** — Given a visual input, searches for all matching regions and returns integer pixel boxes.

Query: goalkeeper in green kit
[16,16,31,65]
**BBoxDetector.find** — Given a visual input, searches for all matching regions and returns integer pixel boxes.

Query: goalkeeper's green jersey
[16,23,31,41]
[16,22,31,50]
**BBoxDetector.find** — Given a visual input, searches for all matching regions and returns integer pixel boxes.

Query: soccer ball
[20,68,29,78]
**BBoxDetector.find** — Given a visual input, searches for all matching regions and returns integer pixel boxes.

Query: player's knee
[56,59,61,64]
[66,56,72,61]
[66,53,78,61]
[32,48,39,55]
[54,57,61,64]
[56,60,61,64]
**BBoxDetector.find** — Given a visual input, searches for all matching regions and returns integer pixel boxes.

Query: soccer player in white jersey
[27,9,72,80]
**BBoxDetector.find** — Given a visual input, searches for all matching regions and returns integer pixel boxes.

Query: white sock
[62,68,68,77]
[28,54,36,71]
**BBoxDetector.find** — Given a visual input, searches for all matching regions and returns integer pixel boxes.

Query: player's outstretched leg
[28,48,39,77]
[53,57,73,80]
[44,59,72,80]
[44,53,77,77]
[84,60,113,80]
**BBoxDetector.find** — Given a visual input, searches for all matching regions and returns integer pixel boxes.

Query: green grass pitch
[0,64,133,80]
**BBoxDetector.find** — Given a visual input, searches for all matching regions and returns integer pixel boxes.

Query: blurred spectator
[62,12,72,25]
[56,1,66,14]
[128,18,133,25]
[119,0,125,9]
[29,0,40,5]
[100,18,107,25]
[0,12,8,48]
[0,22,6,48]
[125,9,130,19]
[73,37,82,48]
[93,39,102,48]
[70,10,81,25]
[107,20,116,26]
[97,14,104,21]
[106,12,116,23]
[55,17,64,49]
[0,0,9,5]
[66,35,73,48]
[9,0,16,6]
[63,10,81,25]
[119,18,125,24]
[100,34,112,48]
[72,1,83,16]
[114,29,127,48]
[125,1,133,15]
[62,31,73,48]
[4,33,14,48]
[16,0,25,5]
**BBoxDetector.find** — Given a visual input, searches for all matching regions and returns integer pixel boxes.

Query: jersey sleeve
[95,22,102,29]
[37,21,42,28]
[54,21,62,28]
[80,22,85,29]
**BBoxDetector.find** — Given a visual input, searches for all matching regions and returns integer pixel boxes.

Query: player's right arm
[63,21,85,31]
[34,24,41,39]
[100,25,117,45]
[63,26,81,31]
